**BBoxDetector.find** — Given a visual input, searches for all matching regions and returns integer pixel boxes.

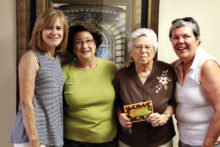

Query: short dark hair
[67,22,103,55]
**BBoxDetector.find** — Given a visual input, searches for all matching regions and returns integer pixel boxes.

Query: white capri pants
[14,143,47,147]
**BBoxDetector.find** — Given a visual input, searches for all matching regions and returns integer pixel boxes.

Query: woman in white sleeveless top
[169,17,220,147]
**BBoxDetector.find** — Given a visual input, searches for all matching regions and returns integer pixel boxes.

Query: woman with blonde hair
[9,8,68,147]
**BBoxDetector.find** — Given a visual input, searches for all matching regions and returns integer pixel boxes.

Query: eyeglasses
[172,17,195,25]
[74,39,94,46]
[134,45,154,51]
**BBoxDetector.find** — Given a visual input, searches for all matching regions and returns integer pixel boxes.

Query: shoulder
[98,58,119,70]
[62,61,74,72]
[203,59,220,68]
[171,59,179,67]
[198,48,220,72]
[201,60,220,80]
[19,51,39,72]
[195,48,220,66]
[62,62,75,80]
[20,51,38,66]
[200,59,220,105]
[155,60,177,79]
[115,63,134,78]
[156,60,174,71]
[98,58,116,65]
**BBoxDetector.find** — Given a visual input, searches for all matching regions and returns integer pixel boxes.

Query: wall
[0,0,16,146]
[158,0,220,146]
[158,0,220,63]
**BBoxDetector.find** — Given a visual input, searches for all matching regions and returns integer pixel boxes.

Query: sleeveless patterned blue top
[9,50,64,146]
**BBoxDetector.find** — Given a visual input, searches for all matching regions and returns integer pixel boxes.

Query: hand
[119,113,132,128]
[29,139,41,147]
[123,60,132,68]
[147,112,169,127]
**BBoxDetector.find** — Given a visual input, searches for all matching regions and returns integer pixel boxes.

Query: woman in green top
[62,22,118,147]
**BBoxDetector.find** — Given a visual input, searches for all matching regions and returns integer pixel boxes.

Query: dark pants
[64,138,117,147]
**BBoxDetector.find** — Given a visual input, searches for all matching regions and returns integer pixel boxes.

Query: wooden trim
[16,0,30,112]
[36,0,46,17]
[17,0,29,60]
[147,0,152,28]
[148,0,160,35]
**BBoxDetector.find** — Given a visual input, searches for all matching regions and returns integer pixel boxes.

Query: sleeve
[113,71,123,111]
[62,64,68,108]
[111,62,119,79]
[62,64,67,83]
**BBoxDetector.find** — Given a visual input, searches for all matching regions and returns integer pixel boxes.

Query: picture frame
[17,0,159,66]
[36,0,142,67]
[16,0,159,109]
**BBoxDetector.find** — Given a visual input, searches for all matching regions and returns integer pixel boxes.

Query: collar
[175,46,201,71]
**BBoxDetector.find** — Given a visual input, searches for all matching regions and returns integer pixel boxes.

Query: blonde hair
[28,8,69,55]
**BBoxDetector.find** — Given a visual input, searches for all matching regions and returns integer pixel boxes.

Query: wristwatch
[164,112,171,119]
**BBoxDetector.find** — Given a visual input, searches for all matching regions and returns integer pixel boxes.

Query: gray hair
[128,28,158,52]
[169,17,201,44]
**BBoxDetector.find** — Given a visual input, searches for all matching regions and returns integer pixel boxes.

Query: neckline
[36,50,57,61]
[134,61,156,87]
[73,57,99,72]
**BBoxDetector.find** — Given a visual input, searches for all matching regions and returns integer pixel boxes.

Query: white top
[174,47,220,146]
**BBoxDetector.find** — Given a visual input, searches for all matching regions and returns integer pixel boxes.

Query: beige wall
[158,0,220,146]
[0,0,16,146]
[158,0,220,63]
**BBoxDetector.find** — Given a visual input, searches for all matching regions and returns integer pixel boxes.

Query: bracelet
[164,112,171,119]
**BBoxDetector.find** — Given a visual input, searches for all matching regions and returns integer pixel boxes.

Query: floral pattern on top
[155,70,171,93]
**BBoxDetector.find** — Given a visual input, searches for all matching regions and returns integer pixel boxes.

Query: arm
[117,107,132,128]
[147,67,176,127]
[163,105,174,119]
[201,60,220,147]
[113,71,132,128]
[19,52,40,147]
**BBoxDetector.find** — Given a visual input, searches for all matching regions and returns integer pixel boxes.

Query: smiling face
[73,31,96,61]
[130,35,156,65]
[42,18,64,50]
[171,25,199,63]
